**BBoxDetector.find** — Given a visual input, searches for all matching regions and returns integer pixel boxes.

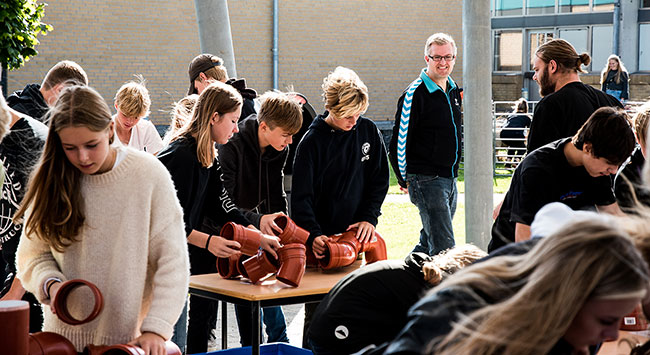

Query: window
[559,28,588,56]
[559,0,590,13]
[527,0,556,14]
[529,31,554,70]
[495,0,524,16]
[495,30,523,71]
[592,0,615,11]
[640,24,650,71]
[591,26,613,73]
[643,0,650,8]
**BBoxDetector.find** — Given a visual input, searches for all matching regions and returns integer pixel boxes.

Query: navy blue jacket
[389,69,463,188]
[291,113,389,246]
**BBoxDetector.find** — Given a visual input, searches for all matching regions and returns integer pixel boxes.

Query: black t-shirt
[527,82,622,153]
[489,138,615,251]
[308,253,430,354]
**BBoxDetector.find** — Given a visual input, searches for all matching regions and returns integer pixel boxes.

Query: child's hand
[260,234,282,259]
[48,281,62,312]
[347,221,375,244]
[259,212,285,235]
[208,236,241,258]
[312,235,330,259]
[128,332,166,355]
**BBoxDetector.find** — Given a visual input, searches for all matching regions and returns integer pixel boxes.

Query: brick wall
[6,0,463,129]
[6,0,201,130]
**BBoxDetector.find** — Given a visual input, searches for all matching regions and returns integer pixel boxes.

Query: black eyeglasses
[428,55,455,62]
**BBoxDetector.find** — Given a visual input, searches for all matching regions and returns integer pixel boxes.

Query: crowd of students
[1,31,650,355]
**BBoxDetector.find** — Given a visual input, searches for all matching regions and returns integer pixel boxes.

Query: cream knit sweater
[17,147,190,351]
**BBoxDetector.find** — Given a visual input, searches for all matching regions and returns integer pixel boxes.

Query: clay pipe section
[220,222,263,256]
[276,244,307,287]
[28,332,76,355]
[362,231,387,264]
[52,279,104,325]
[318,230,361,270]
[217,254,244,279]
[242,249,280,284]
[273,215,310,245]
[84,341,181,355]
[0,300,30,355]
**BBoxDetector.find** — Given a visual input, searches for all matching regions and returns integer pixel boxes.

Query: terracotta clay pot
[318,229,387,269]
[29,332,76,355]
[52,279,104,325]
[220,222,263,256]
[0,300,29,355]
[276,244,307,287]
[84,341,181,355]
[242,250,280,283]
[217,254,242,279]
[273,215,310,245]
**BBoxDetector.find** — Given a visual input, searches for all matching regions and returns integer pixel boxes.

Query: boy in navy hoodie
[219,91,303,346]
[291,66,389,347]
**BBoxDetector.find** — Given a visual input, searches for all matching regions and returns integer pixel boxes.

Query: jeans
[407,174,457,256]
[234,305,289,346]
[171,299,188,354]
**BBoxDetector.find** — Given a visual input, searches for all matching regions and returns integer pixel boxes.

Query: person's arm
[290,136,324,247]
[388,94,408,189]
[621,71,629,101]
[514,223,531,243]
[0,277,25,301]
[508,167,554,234]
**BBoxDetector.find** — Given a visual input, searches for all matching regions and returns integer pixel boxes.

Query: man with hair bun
[527,39,622,152]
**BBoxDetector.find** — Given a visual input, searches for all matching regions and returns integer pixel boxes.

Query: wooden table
[598,330,650,354]
[189,261,362,355]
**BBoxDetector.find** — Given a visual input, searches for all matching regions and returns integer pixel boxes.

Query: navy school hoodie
[290,112,389,246]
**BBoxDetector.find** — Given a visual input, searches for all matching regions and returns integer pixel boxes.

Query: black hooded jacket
[6,84,48,122]
[291,113,389,246]
[219,115,288,228]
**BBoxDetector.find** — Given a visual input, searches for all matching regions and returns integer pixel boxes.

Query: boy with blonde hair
[219,90,302,346]
[113,77,164,154]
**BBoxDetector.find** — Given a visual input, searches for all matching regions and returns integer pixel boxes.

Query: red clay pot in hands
[361,231,387,264]
[276,244,307,287]
[242,250,280,283]
[220,222,263,256]
[52,279,104,325]
[29,332,76,355]
[318,229,387,269]
[273,215,310,245]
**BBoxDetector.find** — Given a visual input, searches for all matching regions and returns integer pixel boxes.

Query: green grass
[387,164,512,195]
[377,200,465,260]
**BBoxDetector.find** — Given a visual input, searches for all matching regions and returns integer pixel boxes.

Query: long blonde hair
[15,85,114,252]
[430,219,649,355]
[322,67,369,119]
[168,81,241,168]
[601,54,629,85]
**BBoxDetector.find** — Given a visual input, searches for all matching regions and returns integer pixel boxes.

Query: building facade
[491,0,650,101]
[5,0,464,130]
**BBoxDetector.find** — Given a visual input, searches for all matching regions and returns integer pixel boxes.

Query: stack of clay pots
[0,279,181,355]
[318,229,387,270]
[218,216,310,287]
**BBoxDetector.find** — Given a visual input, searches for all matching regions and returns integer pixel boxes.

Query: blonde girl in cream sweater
[15,85,189,355]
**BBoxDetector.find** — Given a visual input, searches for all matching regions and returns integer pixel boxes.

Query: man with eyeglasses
[389,33,463,256]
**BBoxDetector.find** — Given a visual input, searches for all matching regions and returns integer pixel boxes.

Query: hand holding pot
[347,221,375,244]
[207,235,241,258]
[259,212,285,235]
[48,282,62,314]
[260,234,281,259]
[127,331,166,355]
[312,235,330,259]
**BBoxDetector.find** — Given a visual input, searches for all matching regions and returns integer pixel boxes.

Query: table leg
[221,301,228,349]
[252,301,261,355]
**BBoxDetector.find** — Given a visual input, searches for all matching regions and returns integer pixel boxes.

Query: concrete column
[463,0,493,250]
[194,0,238,78]
[620,0,640,72]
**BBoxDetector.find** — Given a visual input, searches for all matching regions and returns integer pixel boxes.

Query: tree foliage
[0,0,52,70]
